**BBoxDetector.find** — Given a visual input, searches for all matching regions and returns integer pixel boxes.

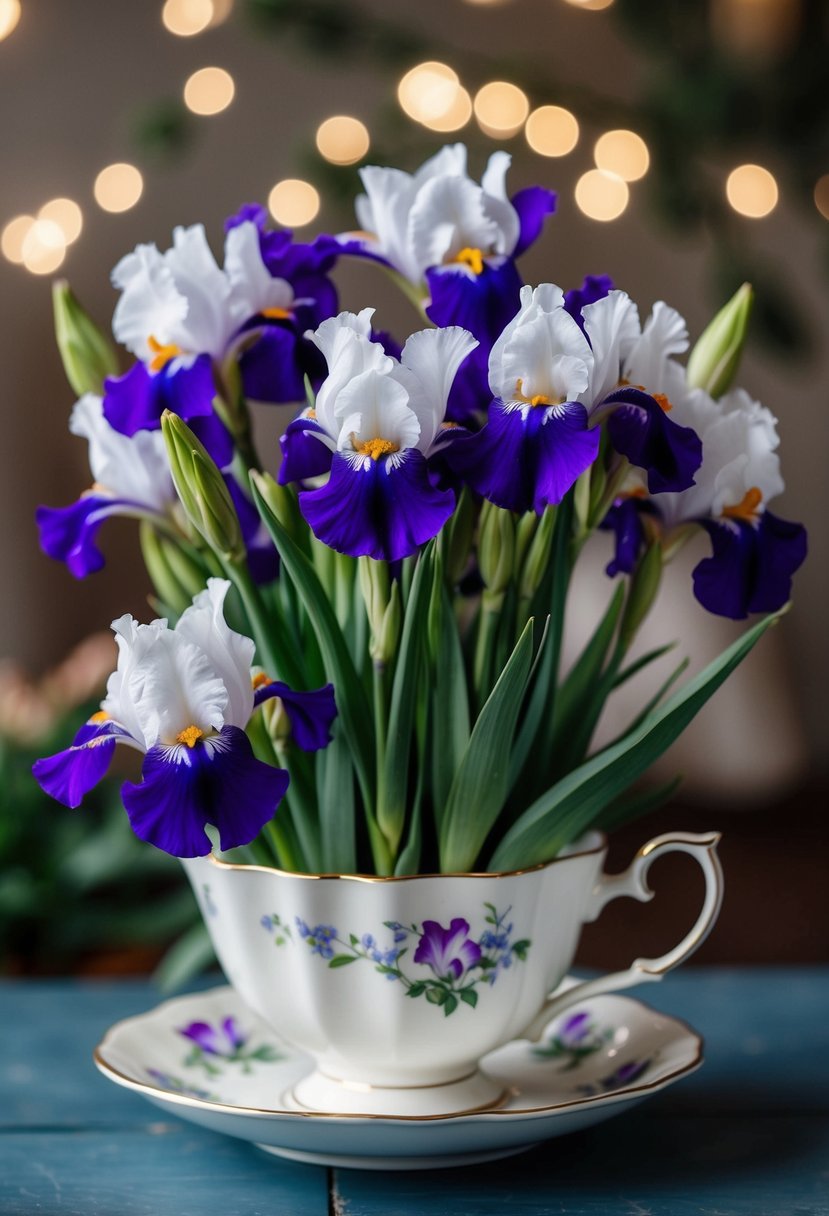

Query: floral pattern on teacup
[145,1068,219,1101]
[533,1011,614,1069]
[177,1016,284,1076]
[576,1058,653,1096]
[260,902,530,1017]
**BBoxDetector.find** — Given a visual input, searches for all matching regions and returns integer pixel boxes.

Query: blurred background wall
[0,0,826,969]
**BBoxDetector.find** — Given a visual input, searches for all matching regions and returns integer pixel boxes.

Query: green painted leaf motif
[460,988,478,1008]
[443,994,459,1016]
[489,610,781,870]
[328,954,359,968]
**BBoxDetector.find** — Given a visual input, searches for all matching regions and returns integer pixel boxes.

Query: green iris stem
[373,660,392,851]
[220,556,283,679]
[274,741,322,872]
[473,593,503,706]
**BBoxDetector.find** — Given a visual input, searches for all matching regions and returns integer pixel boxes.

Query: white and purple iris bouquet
[34,144,807,876]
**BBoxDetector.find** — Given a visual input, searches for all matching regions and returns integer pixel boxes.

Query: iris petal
[604,387,702,494]
[279,415,333,485]
[511,186,557,258]
[254,682,337,751]
[122,725,289,857]
[426,260,523,425]
[37,494,146,578]
[103,357,215,435]
[32,720,134,808]
[693,511,808,620]
[299,450,454,562]
[447,399,599,515]
[600,498,652,577]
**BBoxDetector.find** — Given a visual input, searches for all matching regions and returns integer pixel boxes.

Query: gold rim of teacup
[205,830,607,883]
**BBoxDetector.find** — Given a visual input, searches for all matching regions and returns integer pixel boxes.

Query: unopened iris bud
[619,541,663,654]
[52,280,119,397]
[250,469,304,546]
[359,557,400,663]
[687,282,754,399]
[139,521,193,616]
[519,506,556,603]
[514,512,537,578]
[479,501,515,597]
[161,411,244,563]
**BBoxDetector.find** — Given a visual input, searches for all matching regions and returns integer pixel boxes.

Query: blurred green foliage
[0,702,209,980]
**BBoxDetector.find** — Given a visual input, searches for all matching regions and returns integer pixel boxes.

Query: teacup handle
[521,831,724,1042]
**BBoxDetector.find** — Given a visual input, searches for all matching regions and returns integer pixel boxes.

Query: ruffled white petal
[111,243,188,361]
[489,289,592,404]
[623,301,689,398]
[174,579,255,730]
[336,370,421,455]
[224,221,294,322]
[353,143,519,282]
[310,311,393,440]
[70,394,175,511]
[395,326,478,453]
[581,290,641,406]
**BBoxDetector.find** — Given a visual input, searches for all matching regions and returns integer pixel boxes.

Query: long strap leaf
[430,566,471,827]
[440,619,536,873]
[250,476,377,837]
[380,545,435,855]
[489,609,781,871]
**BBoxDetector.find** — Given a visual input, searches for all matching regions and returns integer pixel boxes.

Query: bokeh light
[0,0,21,43]
[94,163,144,213]
[38,198,83,245]
[316,116,370,166]
[1,215,34,264]
[183,66,235,115]
[594,129,650,181]
[268,179,320,228]
[575,169,629,221]
[525,105,579,157]
[474,81,529,137]
[398,62,460,126]
[561,0,615,9]
[725,163,778,218]
[161,0,213,36]
[21,219,66,275]
[422,85,472,132]
[814,175,829,222]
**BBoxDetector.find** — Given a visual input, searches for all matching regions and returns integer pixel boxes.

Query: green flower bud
[139,522,193,616]
[161,411,244,563]
[513,512,537,578]
[619,541,663,655]
[52,280,119,397]
[519,505,556,603]
[250,469,305,546]
[478,501,515,597]
[687,282,754,399]
[443,486,476,586]
[359,557,399,662]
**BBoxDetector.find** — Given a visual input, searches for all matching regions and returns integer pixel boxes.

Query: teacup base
[287,1066,510,1118]
[258,1142,535,1171]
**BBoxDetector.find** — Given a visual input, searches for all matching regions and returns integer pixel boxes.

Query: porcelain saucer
[94,983,702,1171]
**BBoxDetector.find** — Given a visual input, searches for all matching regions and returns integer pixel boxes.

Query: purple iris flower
[413,918,483,981]
[563,274,614,333]
[224,204,340,405]
[179,1017,247,1057]
[103,359,234,469]
[32,581,336,857]
[37,394,179,578]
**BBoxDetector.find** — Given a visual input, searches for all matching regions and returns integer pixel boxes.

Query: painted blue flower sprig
[177,1016,283,1076]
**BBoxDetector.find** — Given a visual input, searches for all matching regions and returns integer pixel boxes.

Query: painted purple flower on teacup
[177,1016,283,1076]
[413,918,482,982]
[145,1068,218,1101]
[534,1010,613,1069]
[576,1057,653,1097]
[262,902,530,1017]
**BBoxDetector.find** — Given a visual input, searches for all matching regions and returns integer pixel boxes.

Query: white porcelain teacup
[183,829,722,1116]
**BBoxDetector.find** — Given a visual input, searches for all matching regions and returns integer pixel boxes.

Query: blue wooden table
[2,968,828,1215]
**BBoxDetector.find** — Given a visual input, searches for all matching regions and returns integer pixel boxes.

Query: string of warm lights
[1,0,823,279]
[0,0,235,275]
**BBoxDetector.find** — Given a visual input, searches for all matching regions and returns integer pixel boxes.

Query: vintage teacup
[182,829,722,1117]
